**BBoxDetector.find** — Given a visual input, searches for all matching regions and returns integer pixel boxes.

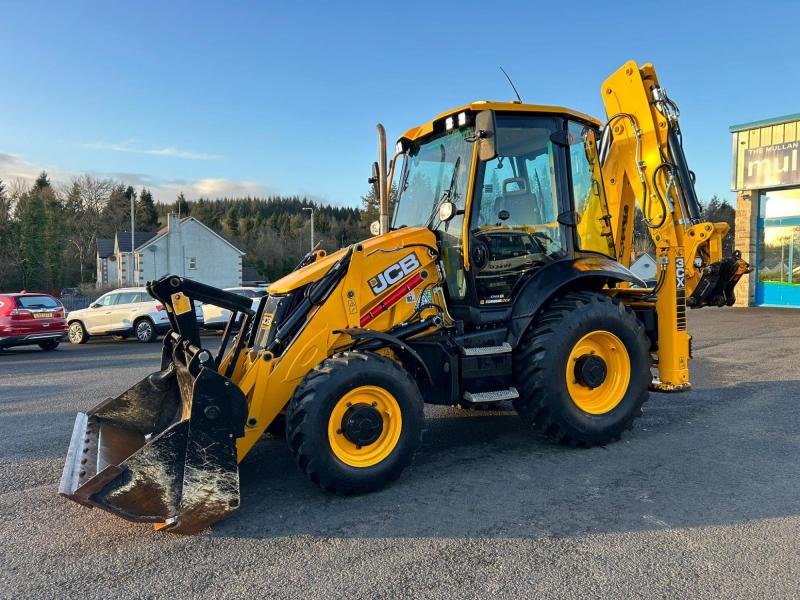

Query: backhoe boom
[600,61,750,390]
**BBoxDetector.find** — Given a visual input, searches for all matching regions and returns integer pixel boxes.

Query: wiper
[426,156,461,230]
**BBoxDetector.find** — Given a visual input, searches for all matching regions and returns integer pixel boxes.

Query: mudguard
[506,255,644,347]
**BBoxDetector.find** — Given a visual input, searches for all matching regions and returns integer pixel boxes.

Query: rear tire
[134,318,156,343]
[513,291,651,447]
[38,340,60,351]
[67,322,88,344]
[286,351,424,494]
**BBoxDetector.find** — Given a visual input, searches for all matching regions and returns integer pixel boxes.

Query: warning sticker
[171,292,191,315]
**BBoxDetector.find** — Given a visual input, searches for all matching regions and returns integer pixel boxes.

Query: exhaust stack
[377,123,389,235]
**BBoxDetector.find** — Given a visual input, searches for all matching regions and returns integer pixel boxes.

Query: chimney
[168,213,181,232]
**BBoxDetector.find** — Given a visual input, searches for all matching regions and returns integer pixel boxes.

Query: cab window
[394,126,474,300]
[470,115,565,304]
[567,121,615,257]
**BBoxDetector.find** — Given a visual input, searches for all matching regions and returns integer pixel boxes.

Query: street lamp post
[130,190,135,285]
[302,207,315,252]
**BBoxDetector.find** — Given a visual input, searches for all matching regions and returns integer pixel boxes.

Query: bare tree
[63,175,115,283]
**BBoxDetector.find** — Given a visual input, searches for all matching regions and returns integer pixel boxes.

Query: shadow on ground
[207,377,800,541]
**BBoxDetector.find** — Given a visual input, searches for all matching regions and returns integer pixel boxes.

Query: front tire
[134,318,156,343]
[286,351,424,494]
[67,322,88,344]
[513,291,651,447]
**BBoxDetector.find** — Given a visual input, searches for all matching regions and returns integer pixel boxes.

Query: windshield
[392,127,473,229]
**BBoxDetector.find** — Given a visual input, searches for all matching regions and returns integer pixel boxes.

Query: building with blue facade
[731,113,800,307]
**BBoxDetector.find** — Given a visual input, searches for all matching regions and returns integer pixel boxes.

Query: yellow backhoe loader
[60,61,750,534]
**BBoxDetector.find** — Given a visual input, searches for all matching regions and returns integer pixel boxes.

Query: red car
[0,292,67,351]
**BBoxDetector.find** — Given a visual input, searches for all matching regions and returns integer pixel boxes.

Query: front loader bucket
[59,335,248,534]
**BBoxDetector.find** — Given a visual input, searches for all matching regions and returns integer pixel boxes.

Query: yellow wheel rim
[328,386,402,468]
[566,330,630,415]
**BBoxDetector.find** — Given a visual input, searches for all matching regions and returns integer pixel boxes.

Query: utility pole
[130,190,135,285]
[302,207,315,252]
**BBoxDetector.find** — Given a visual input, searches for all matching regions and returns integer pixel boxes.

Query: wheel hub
[574,354,607,389]
[341,404,384,446]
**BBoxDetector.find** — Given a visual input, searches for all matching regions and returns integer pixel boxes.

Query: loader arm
[599,61,750,390]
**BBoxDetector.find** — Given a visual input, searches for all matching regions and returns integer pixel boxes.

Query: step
[463,387,519,403]
[459,342,512,356]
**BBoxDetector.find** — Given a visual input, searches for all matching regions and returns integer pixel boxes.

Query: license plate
[34,312,54,318]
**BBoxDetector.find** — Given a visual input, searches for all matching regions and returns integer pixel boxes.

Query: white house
[96,214,245,288]
[630,252,657,285]
[96,232,156,288]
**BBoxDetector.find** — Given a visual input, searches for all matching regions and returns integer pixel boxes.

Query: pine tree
[42,184,64,288]
[225,206,239,236]
[34,171,50,191]
[17,187,48,289]
[102,183,132,235]
[136,188,159,230]
[0,179,8,222]
[359,184,398,230]
[175,192,190,217]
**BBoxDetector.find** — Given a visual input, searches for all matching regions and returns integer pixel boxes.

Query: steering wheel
[471,238,491,271]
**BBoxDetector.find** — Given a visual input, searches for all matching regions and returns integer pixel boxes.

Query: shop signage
[743,141,800,189]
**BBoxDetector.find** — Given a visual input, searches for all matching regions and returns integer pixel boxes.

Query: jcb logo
[369,253,420,295]
[675,257,685,290]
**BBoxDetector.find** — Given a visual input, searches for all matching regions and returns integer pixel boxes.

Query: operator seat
[493,177,542,226]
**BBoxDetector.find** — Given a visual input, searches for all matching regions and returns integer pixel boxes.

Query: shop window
[759,189,800,219]
[758,226,800,285]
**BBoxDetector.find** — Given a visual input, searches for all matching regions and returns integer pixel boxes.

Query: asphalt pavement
[0,309,798,599]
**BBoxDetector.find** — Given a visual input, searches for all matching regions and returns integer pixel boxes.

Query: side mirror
[89,303,99,309]
[369,161,380,200]
[438,201,456,222]
[475,110,497,161]
[369,220,381,236]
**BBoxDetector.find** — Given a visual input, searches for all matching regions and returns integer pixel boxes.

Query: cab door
[467,114,570,306]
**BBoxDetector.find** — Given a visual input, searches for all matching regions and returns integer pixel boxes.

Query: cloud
[189,178,265,197]
[0,152,269,202]
[84,140,223,161]
[0,152,73,184]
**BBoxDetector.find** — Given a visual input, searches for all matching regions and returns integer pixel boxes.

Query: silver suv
[201,287,267,330]
[67,287,203,344]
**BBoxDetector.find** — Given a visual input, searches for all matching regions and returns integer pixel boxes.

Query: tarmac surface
[1,308,798,599]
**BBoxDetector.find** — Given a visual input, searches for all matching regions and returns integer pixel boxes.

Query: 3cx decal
[368,253,420,295]
[675,257,685,290]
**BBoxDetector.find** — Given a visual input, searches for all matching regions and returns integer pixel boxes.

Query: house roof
[137,216,245,255]
[242,266,269,284]
[116,231,157,252]
[97,239,115,258]
[631,252,655,266]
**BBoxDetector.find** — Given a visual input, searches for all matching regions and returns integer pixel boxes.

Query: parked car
[201,287,268,330]
[66,287,204,344]
[0,292,67,351]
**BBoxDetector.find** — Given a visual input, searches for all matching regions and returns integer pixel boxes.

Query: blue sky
[1,0,798,207]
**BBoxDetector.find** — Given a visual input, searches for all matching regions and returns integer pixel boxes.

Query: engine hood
[268,227,437,295]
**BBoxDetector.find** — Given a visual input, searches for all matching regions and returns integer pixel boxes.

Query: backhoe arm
[600,61,750,390]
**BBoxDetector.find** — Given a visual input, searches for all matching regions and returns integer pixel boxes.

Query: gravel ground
[1,309,798,599]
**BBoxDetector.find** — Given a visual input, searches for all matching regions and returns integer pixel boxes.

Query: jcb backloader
[60,61,750,533]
